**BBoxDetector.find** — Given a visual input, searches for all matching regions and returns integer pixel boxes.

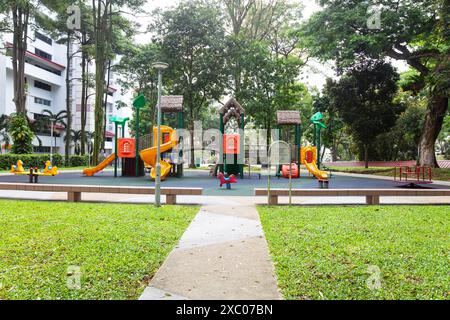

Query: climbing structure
[219,98,245,179]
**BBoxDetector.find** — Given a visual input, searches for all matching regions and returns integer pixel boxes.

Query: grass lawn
[259,205,449,300]
[0,200,198,300]
[328,166,450,182]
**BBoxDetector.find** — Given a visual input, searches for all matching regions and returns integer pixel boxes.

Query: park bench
[0,183,202,204]
[254,188,450,205]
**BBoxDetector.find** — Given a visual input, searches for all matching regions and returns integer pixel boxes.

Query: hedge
[68,155,89,167]
[0,154,89,170]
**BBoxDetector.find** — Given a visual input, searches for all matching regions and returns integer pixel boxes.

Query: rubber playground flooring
[1,169,448,196]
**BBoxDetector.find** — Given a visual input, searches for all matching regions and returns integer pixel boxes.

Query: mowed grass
[0,200,198,300]
[328,166,450,182]
[259,205,450,300]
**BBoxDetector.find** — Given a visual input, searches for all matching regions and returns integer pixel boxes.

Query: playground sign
[118,139,136,158]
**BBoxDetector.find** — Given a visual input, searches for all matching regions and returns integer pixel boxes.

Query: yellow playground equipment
[301,146,328,180]
[11,160,59,176]
[140,125,178,181]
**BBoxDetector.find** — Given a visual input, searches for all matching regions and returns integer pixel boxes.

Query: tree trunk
[189,103,196,168]
[102,59,112,150]
[80,34,87,155]
[419,96,448,168]
[12,4,29,115]
[92,0,108,165]
[364,144,369,169]
[65,34,72,165]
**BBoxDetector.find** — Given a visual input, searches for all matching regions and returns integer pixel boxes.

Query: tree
[313,78,348,162]
[152,0,228,167]
[329,61,401,168]
[302,0,449,167]
[0,1,34,114]
[41,109,68,153]
[90,0,144,165]
[114,43,161,136]
[64,129,83,155]
[8,113,34,154]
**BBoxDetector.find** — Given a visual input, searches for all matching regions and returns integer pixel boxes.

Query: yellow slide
[305,161,328,180]
[139,125,178,181]
[83,153,116,177]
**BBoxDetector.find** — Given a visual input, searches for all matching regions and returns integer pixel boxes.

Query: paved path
[140,199,282,300]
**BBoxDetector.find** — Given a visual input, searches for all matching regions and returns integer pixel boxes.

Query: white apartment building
[0,28,129,156]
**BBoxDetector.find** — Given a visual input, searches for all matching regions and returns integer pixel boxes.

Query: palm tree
[41,109,68,158]
[64,129,83,155]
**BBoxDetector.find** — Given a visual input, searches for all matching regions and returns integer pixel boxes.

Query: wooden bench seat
[254,188,450,205]
[0,183,202,204]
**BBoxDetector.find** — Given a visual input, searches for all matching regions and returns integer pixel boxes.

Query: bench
[0,183,203,204]
[254,188,450,205]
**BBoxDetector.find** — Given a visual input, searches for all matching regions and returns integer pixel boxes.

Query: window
[34,80,52,92]
[35,31,52,45]
[35,48,52,61]
[107,103,113,113]
[34,97,51,106]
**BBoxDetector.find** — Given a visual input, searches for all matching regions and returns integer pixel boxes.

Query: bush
[68,155,89,167]
[0,154,63,170]
[8,114,34,154]
[0,154,90,170]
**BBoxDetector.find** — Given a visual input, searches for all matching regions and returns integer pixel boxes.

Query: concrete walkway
[139,199,282,300]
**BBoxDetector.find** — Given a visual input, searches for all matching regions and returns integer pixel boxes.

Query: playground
[5,96,447,197]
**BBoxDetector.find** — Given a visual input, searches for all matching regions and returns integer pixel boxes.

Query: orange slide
[83,153,115,177]
[139,125,178,181]
[301,146,328,180]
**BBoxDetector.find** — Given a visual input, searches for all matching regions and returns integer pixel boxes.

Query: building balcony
[5,42,65,86]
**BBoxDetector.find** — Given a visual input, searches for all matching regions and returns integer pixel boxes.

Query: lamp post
[50,118,56,163]
[152,61,169,207]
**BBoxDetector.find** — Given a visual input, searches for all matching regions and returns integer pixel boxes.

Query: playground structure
[11,160,59,176]
[140,125,178,180]
[217,98,245,178]
[217,172,237,190]
[10,160,59,183]
[83,95,184,180]
[276,110,328,181]
[394,166,433,185]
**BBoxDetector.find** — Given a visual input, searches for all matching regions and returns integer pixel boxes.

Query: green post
[295,124,301,163]
[114,122,118,177]
[135,109,140,176]
[310,112,326,169]
[109,116,130,178]
[219,114,224,173]
[133,94,147,177]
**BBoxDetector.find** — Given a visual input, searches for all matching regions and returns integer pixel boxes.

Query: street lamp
[152,61,169,207]
[49,118,56,163]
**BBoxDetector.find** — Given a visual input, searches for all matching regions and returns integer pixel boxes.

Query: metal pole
[135,108,140,177]
[289,146,292,206]
[155,69,163,207]
[114,122,118,178]
[50,119,54,163]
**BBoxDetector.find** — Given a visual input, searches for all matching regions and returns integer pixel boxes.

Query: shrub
[8,114,34,154]
[68,155,89,167]
[0,154,62,170]
[0,154,90,170]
